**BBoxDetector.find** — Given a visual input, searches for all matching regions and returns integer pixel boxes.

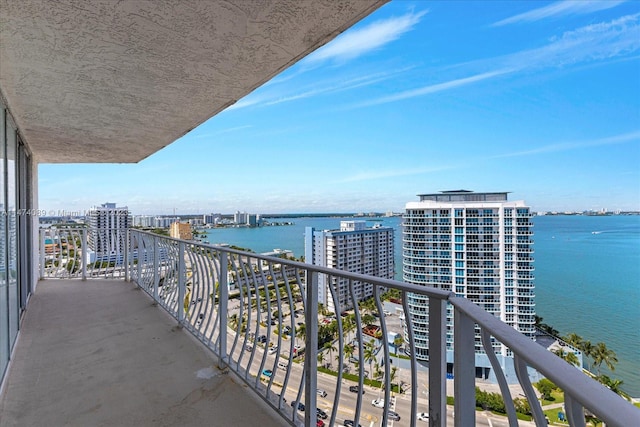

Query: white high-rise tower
[403,190,535,381]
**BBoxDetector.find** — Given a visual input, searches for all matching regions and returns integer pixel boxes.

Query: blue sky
[39,1,640,215]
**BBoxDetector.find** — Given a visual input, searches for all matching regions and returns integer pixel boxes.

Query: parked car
[317,389,327,398]
[316,420,325,427]
[371,398,390,408]
[348,385,364,394]
[387,411,401,421]
[257,335,267,343]
[268,346,278,355]
[245,345,253,352]
[316,407,328,419]
[417,412,429,421]
[343,420,362,427]
[290,401,305,412]
[262,369,273,377]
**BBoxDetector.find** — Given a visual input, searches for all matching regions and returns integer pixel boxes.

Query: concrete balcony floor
[0,279,284,427]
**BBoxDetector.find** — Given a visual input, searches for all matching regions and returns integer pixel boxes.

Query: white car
[417,412,429,421]
[371,398,392,408]
[268,346,278,355]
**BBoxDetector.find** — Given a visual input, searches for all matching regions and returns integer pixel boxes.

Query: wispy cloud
[336,165,457,183]
[491,131,640,159]
[227,68,409,111]
[352,68,515,108]
[305,10,427,64]
[193,125,253,137]
[354,14,640,108]
[504,13,640,69]
[492,0,626,27]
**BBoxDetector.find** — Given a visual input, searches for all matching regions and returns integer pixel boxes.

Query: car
[316,407,328,419]
[245,345,253,352]
[371,398,389,408]
[257,335,267,343]
[262,369,273,377]
[268,346,278,355]
[316,420,325,427]
[349,385,364,394]
[417,412,429,421]
[387,411,401,421]
[343,420,362,427]
[317,389,327,398]
[290,401,305,412]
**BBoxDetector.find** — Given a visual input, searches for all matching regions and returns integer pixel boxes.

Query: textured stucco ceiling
[0,0,387,163]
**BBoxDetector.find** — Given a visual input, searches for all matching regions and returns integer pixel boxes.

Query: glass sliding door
[6,121,18,348]
[0,101,8,378]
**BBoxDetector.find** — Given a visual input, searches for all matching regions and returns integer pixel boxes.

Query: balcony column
[453,308,476,427]
[153,234,159,302]
[39,229,45,279]
[304,270,319,427]
[218,252,228,369]
[124,229,129,282]
[81,228,87,280]
[178,241,186,324]
[429,296,447,426]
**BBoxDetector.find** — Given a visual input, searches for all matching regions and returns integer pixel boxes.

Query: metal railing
[40,228,640,426]
[39,227,128,279]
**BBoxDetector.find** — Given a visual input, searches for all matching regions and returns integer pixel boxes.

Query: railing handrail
[450,297,638,427]
[86,228,640,427]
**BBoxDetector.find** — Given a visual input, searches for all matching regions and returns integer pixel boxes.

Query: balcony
[5,227,637,427]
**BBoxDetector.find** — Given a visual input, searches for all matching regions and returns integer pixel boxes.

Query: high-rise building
[87,202,130,262]
[403,190,535,382]
[170,222,193,240]
[305,220,395,313]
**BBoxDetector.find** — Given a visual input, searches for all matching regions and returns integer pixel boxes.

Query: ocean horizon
[203,214,640,397]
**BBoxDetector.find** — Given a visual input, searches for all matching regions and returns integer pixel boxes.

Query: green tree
[534,378,556,401]
[592,342,618,374]
[364,341,376,379]
[553,347,580,367]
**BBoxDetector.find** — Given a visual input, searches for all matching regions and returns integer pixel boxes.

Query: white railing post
[153,234,159,302]
[304,270,319,427]
[39,229,45,279]
[454,309,476,427]
[218,252,228,368]
[81,228,87,281]
[137,236,143,285]
[429,296,448,426]
[124,229,129,282]
[178,241,186,324]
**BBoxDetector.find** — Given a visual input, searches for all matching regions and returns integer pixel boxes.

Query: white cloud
[505,13,640,69]
[491,131,640,158]
[492,0,627,27]
[355,14,640,108]
[305,10,427,64]
[352,68,515,108]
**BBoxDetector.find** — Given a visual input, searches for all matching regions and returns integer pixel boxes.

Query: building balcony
[6,227,636,427]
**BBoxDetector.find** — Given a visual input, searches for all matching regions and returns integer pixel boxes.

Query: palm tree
[229,313,239,330]
[364,340,376,379]
[553,348,580,367]
[317,351,325,366]
[324,342,337,367]
[296,323,306,347]
[579,340,594,371]
[344,343,355,365]
[592,342,618,374]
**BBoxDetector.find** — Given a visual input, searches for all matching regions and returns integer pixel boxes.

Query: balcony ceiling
[0,0,386,163]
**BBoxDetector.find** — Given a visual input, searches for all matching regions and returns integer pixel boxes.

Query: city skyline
[39,1,640,215]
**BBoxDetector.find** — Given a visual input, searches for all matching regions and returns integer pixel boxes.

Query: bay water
[204,215,640,396]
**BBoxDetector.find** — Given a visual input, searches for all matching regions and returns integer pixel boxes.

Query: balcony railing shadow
[0,278,284,427]
[27,227,640,427]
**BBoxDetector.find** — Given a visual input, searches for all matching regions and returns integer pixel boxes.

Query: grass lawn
[540,389,565,406]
